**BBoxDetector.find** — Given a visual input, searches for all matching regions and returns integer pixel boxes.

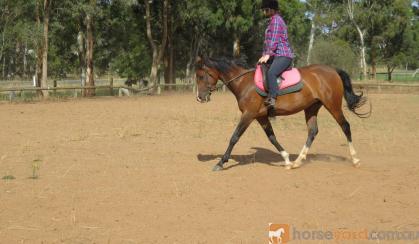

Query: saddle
[254,64,303,97]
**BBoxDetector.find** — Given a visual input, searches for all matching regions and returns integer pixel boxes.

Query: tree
[345,0,369,79]
[84,0,95,96]
[311,38,358,76]
[218,0,255,57]
[279,0,310,65]
[144,0,169,90]
[0,0,35,80]
[40,0,52,97]
[378,0,414,80]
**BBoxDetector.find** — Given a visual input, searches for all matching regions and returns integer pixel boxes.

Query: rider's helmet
[261,0,279,11]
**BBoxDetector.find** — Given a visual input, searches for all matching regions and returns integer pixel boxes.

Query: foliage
[311,38,359,77]
[0,0,418,83]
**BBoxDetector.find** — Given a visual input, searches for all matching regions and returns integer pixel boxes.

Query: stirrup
[264,97,276,108]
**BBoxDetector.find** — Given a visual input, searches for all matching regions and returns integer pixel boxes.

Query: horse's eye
[197,75,204,80]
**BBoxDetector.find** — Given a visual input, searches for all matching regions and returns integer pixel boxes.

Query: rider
[258,0,294,109]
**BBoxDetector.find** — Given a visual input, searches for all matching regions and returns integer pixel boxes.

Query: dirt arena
[0,92,418,243]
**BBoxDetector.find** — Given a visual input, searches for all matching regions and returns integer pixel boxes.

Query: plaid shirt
[263,14,294,58]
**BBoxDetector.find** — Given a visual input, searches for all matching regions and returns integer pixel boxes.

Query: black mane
[203,57,250,73]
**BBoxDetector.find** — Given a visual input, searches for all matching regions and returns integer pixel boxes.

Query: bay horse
[195,57,369,171]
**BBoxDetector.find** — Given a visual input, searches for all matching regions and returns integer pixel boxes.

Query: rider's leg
[265,56,293,107]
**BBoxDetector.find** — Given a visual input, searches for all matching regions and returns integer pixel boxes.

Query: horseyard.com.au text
[292,227,419,241]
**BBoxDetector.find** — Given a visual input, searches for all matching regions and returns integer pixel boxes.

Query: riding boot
[264,96,276,109]
[264,95,277,117]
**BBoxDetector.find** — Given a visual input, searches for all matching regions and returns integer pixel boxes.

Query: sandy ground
[0,92,418,244]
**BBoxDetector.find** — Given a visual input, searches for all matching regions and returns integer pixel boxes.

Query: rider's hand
[258,55,270,64]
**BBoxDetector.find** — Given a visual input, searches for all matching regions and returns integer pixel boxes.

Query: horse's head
[195,56,221,103]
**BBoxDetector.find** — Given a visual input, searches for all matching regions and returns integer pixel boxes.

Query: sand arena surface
[0,93,418,243]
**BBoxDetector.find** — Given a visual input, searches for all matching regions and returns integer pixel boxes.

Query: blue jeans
[266,56,293,98]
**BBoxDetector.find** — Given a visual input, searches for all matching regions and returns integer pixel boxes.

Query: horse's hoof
[352,158,361,168]
[292,161,302,169]
[212,165,224,171]
[285,164,293,170]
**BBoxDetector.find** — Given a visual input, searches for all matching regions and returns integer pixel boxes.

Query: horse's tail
[336,69,371,118]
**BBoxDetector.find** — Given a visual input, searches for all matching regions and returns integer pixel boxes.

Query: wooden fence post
[53,80,57,96]
[109,76,114,96]
[157,83,161,95]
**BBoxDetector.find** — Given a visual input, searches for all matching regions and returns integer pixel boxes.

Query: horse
[269,227,285,244]
[195,56,369,171]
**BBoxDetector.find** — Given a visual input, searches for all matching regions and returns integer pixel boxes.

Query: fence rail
[352,82,419,93]
[1,82,418,100]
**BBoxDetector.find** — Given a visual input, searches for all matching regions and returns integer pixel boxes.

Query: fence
[1,80,418,101]
[352,82,419,94]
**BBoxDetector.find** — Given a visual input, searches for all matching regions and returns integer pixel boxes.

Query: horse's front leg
[213,112,255,171]
[257,116,293,169]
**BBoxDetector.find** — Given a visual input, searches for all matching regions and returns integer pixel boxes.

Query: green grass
[2,175,15,180]
[29,159,41,179]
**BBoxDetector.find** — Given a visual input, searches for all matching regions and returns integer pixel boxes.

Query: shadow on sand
[197,147,350,170]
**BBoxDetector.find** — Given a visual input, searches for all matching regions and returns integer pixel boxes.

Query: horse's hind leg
[293,102,322,168]
[327,108,361,167]
[257,116,292,169]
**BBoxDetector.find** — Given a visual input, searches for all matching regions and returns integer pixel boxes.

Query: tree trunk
[356,26,367,80]
[186,36,201,82]
[85,12,95,96]
[2,56,5,79]
[145,0,169,92]
[387,65,394,82]
[169,42,174,84]
[164,3,174,86]
[347,0,368,80]
[0,25,5,79]
[233,35,240,57]
[23,40,28,77]
[307,19,316,65]
[41,0,51,98]
[35,0,43,96]
[77,30,86,94]
[371,46,377,80]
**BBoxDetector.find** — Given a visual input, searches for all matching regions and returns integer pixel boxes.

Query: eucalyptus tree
[304,0,338,65]
[0,0,35,80]
[345,0,369,79]
[378,0,414,80]
[144,0,169,89]
[278,0,311,65]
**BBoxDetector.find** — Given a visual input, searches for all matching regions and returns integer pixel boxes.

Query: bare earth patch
[0,93,418,243]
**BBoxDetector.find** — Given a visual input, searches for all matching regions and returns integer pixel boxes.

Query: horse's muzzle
[196,93,211,103]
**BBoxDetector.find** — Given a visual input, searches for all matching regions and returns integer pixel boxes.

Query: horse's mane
[203,57,250,73]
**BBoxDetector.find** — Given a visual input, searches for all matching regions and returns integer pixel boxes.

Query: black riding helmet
[261,0,279,10]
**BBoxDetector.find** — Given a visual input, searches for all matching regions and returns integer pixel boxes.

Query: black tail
[336,69,371,118]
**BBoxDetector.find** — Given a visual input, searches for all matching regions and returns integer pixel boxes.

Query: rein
[203,66,255,91]
[224,68,256,86]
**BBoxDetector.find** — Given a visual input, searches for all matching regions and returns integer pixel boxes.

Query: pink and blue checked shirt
[263,14,294,58]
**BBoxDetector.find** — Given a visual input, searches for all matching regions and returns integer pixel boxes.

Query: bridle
[201,65,256,91]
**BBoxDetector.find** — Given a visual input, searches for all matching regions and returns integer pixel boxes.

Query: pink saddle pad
[254,64,301,92]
